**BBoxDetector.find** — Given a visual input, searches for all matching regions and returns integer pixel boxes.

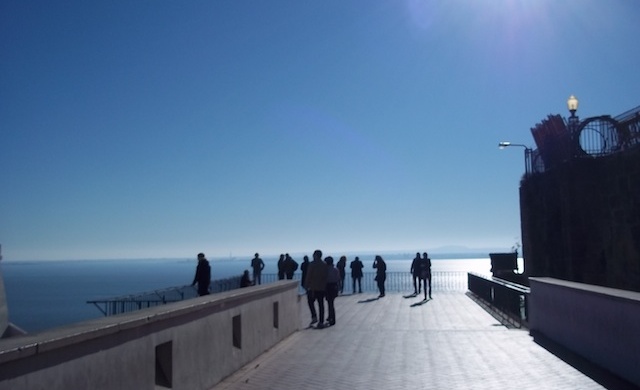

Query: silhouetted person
[422,252,432,299]
[350,256,364,293]
[337,256,347,294]
[304,249,328,328]
[284,253,299,279]
[373,255,387,298]
[277,254,285,280]
[410,252,421,295]
[240,270,253,288]
[191,253,211,296]
[251,253,265,285]
[300,255,317,323]
[325,256,340,326]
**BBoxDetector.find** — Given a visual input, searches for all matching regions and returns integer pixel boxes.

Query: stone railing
[0,280,300,390]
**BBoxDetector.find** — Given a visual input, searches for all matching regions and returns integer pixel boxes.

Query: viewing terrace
[2,270,638,389]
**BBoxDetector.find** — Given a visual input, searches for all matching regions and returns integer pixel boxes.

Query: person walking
[410,252,421,295]
[350,256,364,293]
[250,253,265,285]
[373,255,387,298]
[300,255,317,324]
[191,253,211,296]
[336,256,347,294]
[304,250,328,328]
[325,256,340,326]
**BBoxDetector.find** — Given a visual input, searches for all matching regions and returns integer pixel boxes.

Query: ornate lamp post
[567,95,579,118]
[567,95,580,133]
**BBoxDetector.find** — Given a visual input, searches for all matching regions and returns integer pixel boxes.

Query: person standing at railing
[337,256,347,294]
[251,253,265,285]
[350,256,364,294]
[284,253,299,279]
[422,252,432,300]
[373,255,387,298]
[191,253,211,296]
[325,256,340,326]
[304,249,328,328]
[410,252,422,296]
[277,254,285,280]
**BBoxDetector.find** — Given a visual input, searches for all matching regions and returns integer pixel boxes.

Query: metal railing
[88,272,468,317]
[467,272,529,327]
[525,106,640,176]
[88,276,242,316]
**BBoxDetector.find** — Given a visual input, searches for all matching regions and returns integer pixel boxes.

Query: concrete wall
[0,280,300,390]
[529,277,640,386]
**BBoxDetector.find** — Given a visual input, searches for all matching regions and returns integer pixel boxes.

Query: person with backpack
[284,253,299,279]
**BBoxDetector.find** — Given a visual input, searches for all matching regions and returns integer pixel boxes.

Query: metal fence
[467,272,529,327]
[87,272,468,317]
[87,276,242,316]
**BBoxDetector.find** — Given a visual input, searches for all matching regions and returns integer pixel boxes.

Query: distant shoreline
[0,252,520,264]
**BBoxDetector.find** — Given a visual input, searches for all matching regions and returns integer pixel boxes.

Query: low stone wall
[0,280,300,390]
[529,277,640,386]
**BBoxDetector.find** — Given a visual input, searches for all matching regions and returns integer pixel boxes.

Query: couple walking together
[303,250,339,329]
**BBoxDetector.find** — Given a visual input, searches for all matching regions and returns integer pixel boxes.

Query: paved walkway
[212,291,631,390]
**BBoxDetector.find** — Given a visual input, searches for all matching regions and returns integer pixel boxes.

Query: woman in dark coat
[373,255,387,298]
[337,256,347,294]
[191,253,211,296]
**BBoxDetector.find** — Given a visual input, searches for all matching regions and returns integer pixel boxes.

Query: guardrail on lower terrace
[88,271,469,316]
[467,272,529,327]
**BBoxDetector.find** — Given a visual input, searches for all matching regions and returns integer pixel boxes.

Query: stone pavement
[212,291,632,390]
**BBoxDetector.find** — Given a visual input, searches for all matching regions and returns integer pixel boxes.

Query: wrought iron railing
[524,106,640,176]
[87,271,468,316]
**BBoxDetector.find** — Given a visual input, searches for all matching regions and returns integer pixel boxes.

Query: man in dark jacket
[284,253,299,279]
[304,250,328,328]
[191,253,211,296]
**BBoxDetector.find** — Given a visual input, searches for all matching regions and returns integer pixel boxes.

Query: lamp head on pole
[567,95,579,117]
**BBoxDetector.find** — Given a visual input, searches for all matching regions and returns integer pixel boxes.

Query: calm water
[0,255,511,333]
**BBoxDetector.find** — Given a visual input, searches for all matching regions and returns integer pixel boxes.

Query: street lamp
[499,141,530,150]
[498,141,532,175]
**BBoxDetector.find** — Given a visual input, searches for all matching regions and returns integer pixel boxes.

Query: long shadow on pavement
[410,298,429,307]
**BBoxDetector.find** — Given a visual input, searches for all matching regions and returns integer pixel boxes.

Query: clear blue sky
[1,1,639,261]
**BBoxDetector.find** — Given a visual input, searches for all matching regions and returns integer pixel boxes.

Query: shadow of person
[403,293,418,299]
[357,297,380,303]
[410,299,429,307]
